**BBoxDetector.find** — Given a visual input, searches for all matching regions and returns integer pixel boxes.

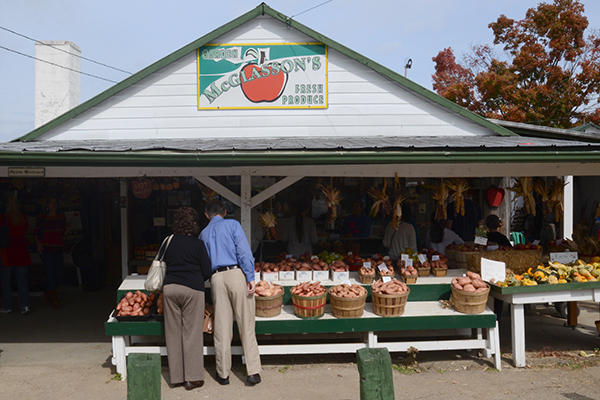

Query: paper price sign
[311,255,318,260]
[418,254,427,264]
[363,262,372,269]
[432,255,439,261]
[474,236,488,245]
[550,252,578,264]
[342,280,352,286]
[406,259,413,267]
[377,263,389,272]
[480,257,506,283]
[285,254,293,259]
[382,276,392,283]
[401,254,409,262]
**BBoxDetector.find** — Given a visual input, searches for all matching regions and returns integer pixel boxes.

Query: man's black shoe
[246,373,261,385]
[216,375,229,385]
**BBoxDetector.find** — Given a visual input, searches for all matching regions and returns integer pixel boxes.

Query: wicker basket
[401,273,417,284]
[451,285,489,314]
[291,292,327,319]
[417,267,431,277]
[432,268,447,277]
[371,288,410,317]
[358,271,376,284]
[455,250,481,270]
[328,289,367,318]
[255,289,284,318]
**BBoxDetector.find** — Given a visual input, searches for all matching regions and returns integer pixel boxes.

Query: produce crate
[432,267,447,277]
[401,273,417,284]
[358,271,376,284]
[417,267,431,277]
[255,289,283,318]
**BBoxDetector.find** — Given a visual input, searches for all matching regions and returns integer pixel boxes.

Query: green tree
[432,0,600,128]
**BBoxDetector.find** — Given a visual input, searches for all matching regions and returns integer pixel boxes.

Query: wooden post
[127,353,161,400]
[566,301,578,327]
[356,347,394,400]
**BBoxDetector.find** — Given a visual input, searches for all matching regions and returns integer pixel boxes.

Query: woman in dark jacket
[162,206,213,390]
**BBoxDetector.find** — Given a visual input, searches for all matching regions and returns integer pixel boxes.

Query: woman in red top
[0,194,32,314]
[34,196,68,309]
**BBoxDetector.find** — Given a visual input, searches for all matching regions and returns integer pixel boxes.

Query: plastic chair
[511,232,525,245]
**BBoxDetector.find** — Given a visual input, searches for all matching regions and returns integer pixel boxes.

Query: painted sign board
[197,43,327,109]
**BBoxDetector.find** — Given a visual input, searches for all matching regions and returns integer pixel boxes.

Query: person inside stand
[427,213,464,256]
[342,201,372,238]
[446,195,483,243]
[34,196,69,310]
[162,206,213,391]
[200,199,262,386]
[486,214,512,248]
[382,204,417,260]
[0,194,32,314]
[281,201,319,259]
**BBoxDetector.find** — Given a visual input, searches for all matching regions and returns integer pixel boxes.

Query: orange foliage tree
[432,0,600,128]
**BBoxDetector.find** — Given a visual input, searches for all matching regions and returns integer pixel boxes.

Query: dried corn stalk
[367,179,392,218]
[318,182,342,224]
[392,174,407,230]
[549,178,566,222]
[446,178,469,216]
[259,211,278,240]
[533,179,552,216]
[432,179,449,220]
[507,177,536,216]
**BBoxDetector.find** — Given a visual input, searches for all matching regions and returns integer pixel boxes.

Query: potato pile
[371,278,409,295]
[311,257,329,271]
[291,281,327,297]
[256,261,279,273]
[330,260,348,272]
[116,290,154,317]
[358,265,376,276]
[399,262,417,276]
[255,280,284,297]
[296,262,312,271]
[429,259,448,269]
[451,271,488,292]
[277,260,294,271]
[329,283,367,298]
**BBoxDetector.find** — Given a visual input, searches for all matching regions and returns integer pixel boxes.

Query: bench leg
[112,335,128,379]
[367,331,378,348]
[491,322,501,371]
[511,303,526,367]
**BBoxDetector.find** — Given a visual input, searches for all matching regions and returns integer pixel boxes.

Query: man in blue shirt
[200,199,262,386]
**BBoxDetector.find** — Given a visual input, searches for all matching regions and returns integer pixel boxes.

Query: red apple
[240,63,288,103]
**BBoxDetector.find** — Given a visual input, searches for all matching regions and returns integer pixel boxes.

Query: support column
[563,175,573,239]
[120,179,130,281]
[241,170,252,246]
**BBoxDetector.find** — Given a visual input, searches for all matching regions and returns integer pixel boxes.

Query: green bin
[127,353,161,400]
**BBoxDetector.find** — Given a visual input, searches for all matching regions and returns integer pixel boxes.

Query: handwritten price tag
[382,276,392,283]
[363,262,372,269]
[418,254,427,263]
[432,255,439,261]
[378,263,389,272]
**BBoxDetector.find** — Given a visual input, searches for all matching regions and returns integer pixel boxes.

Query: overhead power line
[0,25,132,75]
[290,0,333,19]
[0,45,118,83]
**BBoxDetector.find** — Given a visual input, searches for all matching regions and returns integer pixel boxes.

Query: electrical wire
[290,0,333,19]
[0,25,132,75]
[0,45,118,83]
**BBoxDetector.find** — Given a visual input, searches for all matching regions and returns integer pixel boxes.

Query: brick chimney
[35,41,81,128]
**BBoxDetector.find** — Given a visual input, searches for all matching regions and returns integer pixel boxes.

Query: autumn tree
[432,0,600,128]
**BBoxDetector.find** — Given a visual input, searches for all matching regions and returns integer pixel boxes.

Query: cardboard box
[295,270,313,281]
[262,271,278,282]
[278,270,295,281]
[313,269,329,281]
[331,270,349,282]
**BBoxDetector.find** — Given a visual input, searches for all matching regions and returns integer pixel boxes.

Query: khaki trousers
[211,268,261,378]
[163,284,205,384]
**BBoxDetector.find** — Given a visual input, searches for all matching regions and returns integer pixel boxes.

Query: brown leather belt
[214,265,240,273]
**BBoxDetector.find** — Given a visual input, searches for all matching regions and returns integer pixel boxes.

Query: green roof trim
[17,3,516,142]
[0,148,598,168]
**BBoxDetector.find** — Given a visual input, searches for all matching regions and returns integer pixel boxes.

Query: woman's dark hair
[172,206,200,236]
[486,214,501,230]
[205,199,226,217]
[429,212,445,244]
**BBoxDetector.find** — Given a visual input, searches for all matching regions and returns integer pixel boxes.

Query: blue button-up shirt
[199,215,255,282]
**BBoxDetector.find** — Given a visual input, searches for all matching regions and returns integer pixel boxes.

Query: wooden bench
[105,272,501,378]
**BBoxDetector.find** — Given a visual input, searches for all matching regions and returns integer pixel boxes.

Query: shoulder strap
[156,235,174,261]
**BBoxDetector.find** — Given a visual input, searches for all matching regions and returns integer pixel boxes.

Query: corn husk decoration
[550,178,567,222]
[432,179,449,220]
[259,210,278,240]
[392,174,407,230]
[533,178,552,216]
[446,178,469,216]
[195,180,217,202]
[367,179,392,219]
[507,177,535,216]
[318,180,342,224]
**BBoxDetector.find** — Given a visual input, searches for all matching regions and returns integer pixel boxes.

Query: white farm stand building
[3,3,600,280]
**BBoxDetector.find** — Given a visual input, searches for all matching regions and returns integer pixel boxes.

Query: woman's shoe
[0,308,11,314]
[21,307,31,315]
[184,380,204,390]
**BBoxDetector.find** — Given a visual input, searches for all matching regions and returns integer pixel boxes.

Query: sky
[1,0,599,142]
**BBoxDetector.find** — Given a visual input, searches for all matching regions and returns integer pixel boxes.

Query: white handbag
[144,235,174,292]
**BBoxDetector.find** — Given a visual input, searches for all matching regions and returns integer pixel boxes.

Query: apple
[240,63,288,103]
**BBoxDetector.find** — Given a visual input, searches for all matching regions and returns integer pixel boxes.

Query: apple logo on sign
[239,48,288,103]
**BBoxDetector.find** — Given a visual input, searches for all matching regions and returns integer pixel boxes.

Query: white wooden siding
[38,15,494,141]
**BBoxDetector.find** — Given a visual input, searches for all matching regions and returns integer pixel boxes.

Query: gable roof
[15,2,516,142]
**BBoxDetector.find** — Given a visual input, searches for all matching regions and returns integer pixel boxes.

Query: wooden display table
[106,271,500,379]
[489,281,600,367]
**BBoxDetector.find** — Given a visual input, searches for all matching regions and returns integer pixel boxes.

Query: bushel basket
[451,284,489,314]
[328,289,367,318]
[371,288,410,317]
[291,292,327,319]
[255,290,284,318]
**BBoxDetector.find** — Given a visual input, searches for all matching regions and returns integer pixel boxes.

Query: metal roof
[1,136,595,153]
